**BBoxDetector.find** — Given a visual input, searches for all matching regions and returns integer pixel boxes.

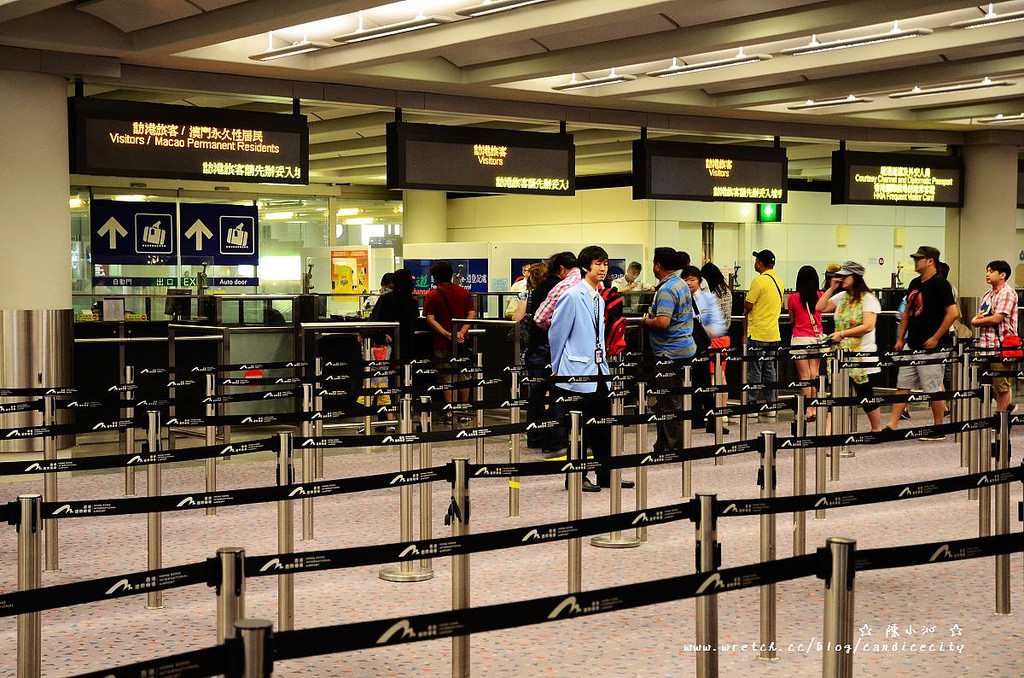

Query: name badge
[594,348,604,365]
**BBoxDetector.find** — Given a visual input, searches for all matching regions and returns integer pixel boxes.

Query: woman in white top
[815,260,883,432]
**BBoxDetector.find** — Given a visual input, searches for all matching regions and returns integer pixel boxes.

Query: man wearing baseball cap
[744,249,784,415]
[885,245,959,437]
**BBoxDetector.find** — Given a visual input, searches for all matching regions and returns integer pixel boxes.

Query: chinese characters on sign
[832,151,963,207]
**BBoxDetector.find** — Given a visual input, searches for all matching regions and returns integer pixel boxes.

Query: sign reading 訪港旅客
[90,200,259,266]
[405,259,489,294]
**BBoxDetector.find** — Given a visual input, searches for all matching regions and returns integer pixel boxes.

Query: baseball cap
[835,261,865,277]
[825,263,841,276]
[910,246,940,261]
[752,249,776,266]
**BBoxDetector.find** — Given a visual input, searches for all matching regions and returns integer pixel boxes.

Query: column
[0,71,73,452]
[403,190,447,243]
[945,137,1019,298]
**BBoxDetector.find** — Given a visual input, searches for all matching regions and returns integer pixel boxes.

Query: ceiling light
[336,207,361,217]
[113,195,148,202]
[250,31,329,61]
[950,3,1024,28]
[345,217,375,225]
[334,11,451,44]
[781,20,932,56]
[552,68,636,91]
[977,112,1024,124]
[889,76,1014,98]
[69,196,84,209]
[456,0,552,17]
[263,211,295,220]
[788,94,873,110]
[646,48,772,77]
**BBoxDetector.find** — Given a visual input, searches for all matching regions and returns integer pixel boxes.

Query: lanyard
[591,294,601,344]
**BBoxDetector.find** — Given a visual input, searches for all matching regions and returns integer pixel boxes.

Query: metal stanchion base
[379,566,435,582]
[757,654,780,662]
[145,603,165,610]
[839,446,855,458]
[590,534,641,548]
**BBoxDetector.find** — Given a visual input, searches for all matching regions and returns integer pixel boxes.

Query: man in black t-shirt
[886,246,959,435]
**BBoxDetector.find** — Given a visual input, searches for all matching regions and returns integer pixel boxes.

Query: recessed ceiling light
[250,32,329,61]
[646,48,772,77]
[552,68,637,91]
[334,11,451,44]
[781,20,932,56]
[889,76,1014,98]
[456,0,552,18]
[976,112,1024,124]
[264,211,295,220]
[950,3,1024,28]
[787,94,873,110]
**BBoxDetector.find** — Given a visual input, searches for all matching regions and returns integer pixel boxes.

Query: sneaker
[900,409,911,420]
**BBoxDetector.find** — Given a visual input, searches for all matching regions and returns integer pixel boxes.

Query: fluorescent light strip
[646,49,772,77]
[950,3,1024,28]
[781,21,931,56]
[889,76,1014,98]
[456,0,552,18]
[552,69,636,91]
[977,113,1024,124]
[250,39,330,61]
[334,15,451,44]
[788,94,873,110]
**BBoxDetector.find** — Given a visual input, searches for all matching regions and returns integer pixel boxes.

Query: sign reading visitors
[831,151,963,207]
[69,98,308,184]
[633,140,788,202]
[90,200,259,266]
[387,122,575,195]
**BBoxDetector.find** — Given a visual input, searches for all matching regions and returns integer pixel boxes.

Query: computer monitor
[164,288,192,320]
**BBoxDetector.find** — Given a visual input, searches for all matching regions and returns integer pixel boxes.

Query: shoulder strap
[435,285,455,322]
[767,273,783,304]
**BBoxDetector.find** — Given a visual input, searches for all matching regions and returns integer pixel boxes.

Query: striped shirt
[978,284,1018,349]
[534,268,581,330]
[648,271,696,359]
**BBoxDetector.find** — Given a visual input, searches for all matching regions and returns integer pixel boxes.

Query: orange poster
[331,248,369,294]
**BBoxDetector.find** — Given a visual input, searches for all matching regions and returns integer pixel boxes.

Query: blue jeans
[747,339,779,404]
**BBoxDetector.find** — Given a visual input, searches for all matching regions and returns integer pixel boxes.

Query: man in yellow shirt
[744,250,784,413]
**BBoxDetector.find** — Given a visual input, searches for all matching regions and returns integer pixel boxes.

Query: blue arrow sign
[91,200,177,264]
[180,203,259,266]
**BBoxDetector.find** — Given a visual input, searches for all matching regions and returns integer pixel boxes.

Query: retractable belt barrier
[0,418,136,440]
[806,388,982,409]
[70,646,228,678]
[776,416,996,450]
[0,400,42,414]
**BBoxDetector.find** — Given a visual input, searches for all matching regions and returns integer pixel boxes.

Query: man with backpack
[639,247,696,452]
[745,249,784,416]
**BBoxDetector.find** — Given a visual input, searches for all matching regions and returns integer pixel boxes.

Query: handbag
[998,325,1022,358]
[690,293,712,355]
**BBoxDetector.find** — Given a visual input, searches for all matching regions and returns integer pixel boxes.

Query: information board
[831,151,963,207]
[70,98,308,184]
[633,140,787,202]
[387,122,574,195]
[406,259,489,294]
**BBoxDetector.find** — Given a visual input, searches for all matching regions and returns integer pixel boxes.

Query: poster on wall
[406,259,489,294]
[331,249,370,295]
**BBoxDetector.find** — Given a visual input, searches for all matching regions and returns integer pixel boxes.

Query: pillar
[0,71,73,452]
[403,190,447,244]
[945,137,1019,298]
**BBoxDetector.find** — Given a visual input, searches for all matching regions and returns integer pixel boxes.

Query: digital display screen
[832,150,963,207]
[69,98,308,184]
[633,140,787,202]
[387,122,574,195]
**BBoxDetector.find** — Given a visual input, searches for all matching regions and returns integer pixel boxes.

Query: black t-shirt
[904,275,956,349]
[370,291,420,361]
[527,274,560,350]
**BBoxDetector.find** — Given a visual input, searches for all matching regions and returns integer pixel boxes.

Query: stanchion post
[714,352,724,444]
[793,394,807,556]
[123,365,137,497]
[380,395,433,582]
[216,547,246,644]
[567,410,582,593]
[958,352,971,467]
[204,373,218,518]
[362,336,373,434]
[592,373,640,549]
[41,395,58,573]
[635,381,649,542]
[17,494,42,678]
[314,357,324,478]
[300,383,314,541]
[829,349,842,481]
[758,431,777,661]
[978,384,993,537]
[968,364,981,500]
[739,344,749,441]
[418,395,434,575]
[682,365,694,494]
[146,410,164,610]
[994,409,1011,615]
[235,619,273,678]
[451,457,471,678]
[836,348,853,458]
[695,493,719,678]
[276,431,294,631]
[815,375,828,520]
[508,370,521,518]
[475,351,485,465]
[822,537,857,678]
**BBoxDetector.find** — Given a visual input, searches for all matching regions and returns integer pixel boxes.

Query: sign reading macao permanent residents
[70,97,308,185]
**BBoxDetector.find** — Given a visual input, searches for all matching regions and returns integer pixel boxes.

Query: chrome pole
[276,431,294,631]
[683,365,694,494]
[419,395,434,576]
[146,410,163,610]
[301,383,315,541]
[204,373,217,517]
[714,352,724,445]
[216,547,246,644]
[451,457,471,678]
[362,336,373,434]
[968,365,980,500]
[695,493,719,678]
[829,348,842,481]
[475,352,485,465]
[758,430,777,661]
[123,365,137,496]
[994,409,1011,615]
[978,384,993,537]
[236,619,273,678]
[815,375,828,520]
[41,396,58,572]
[314,357,324,478]
[592,374,640,549]
[567,410,582,593]
[16,494,42,678]
[822,537,857,678]
[635,382,649,543]
[508,371,521,518]
[793,394,807,556]
[739,344,749,441]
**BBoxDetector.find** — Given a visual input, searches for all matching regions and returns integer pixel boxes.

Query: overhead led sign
[832,150,963,207]
[386,122,575,195]
[633,140,788,202]
[69,98,308,184]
